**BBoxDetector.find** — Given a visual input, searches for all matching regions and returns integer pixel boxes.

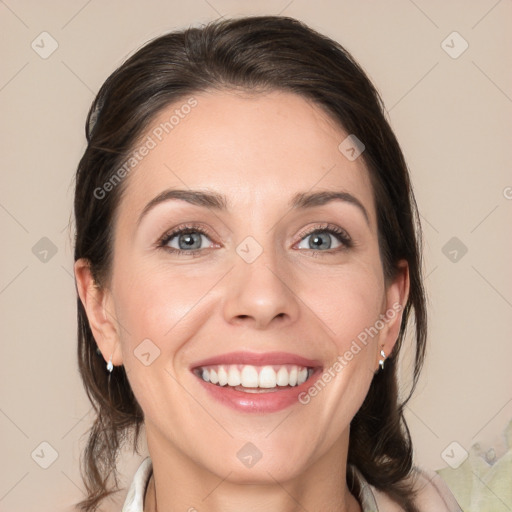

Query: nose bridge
[222,230,299,327]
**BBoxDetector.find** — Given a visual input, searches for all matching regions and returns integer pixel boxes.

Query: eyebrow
[137,188,370,227]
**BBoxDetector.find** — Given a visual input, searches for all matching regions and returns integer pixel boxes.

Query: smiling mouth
[192,363,318,393]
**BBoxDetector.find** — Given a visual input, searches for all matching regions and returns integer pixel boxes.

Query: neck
[143,426,362,512]
[145,472,361,512]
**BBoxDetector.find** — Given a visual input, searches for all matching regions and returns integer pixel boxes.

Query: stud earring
[379,349,386,370]
[106,354,113,373]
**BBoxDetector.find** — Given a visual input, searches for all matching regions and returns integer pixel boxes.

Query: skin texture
[75,89,409,512]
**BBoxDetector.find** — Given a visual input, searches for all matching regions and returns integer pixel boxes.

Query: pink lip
[190,351,322,370]
[190,351,323,413]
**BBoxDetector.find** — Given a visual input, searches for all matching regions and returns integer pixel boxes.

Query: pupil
[180,233,201,250]
[311,233,330,250]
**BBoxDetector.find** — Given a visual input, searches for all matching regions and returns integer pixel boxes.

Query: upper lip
[190,351,323,370]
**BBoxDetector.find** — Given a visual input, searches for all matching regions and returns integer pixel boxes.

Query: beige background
[1,1,511,511]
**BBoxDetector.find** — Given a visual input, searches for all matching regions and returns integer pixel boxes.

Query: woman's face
[79,89,407,482]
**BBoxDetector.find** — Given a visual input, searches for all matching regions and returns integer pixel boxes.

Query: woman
[73,15,462,512]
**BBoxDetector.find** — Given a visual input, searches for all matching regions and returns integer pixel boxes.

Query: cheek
[113,245,385,358]
[113,249,195,325]
[112,259,221,358]
[297,267,383,439]
[110,267,201,421]
[299,262,384,350]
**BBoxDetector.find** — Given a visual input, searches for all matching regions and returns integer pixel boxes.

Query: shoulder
[408,465,462,511]
[371,465,462,512]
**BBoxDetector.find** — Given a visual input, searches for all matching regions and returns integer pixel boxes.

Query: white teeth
[197,363,315,389]
[276,367,288,386]
[259,366,277,388]
[217,366,228,386]
[209,368,219,384]
[240,365,259,387]
[289,366,298,386]
[297,367,308,386]
[227,365,241,386]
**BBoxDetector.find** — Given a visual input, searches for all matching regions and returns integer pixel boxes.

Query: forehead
[116,89,376,226]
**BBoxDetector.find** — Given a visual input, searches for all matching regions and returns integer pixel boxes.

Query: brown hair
[74,15,426,512]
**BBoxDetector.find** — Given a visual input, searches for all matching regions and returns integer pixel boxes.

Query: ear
[74,258,123,367]
[376,259,410,369]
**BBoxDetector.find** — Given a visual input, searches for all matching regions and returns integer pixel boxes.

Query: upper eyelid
[296,223,350,241]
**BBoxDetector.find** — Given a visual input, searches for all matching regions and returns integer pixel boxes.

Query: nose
[222,243,301,330]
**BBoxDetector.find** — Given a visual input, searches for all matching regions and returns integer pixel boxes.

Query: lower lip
[193,368,323,413]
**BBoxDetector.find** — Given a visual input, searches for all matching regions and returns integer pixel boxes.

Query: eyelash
[156,222,353,257]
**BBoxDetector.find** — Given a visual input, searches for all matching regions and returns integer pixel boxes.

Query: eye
[295,224,352,253]
[157,224,216,256]
[156,222,352,257]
